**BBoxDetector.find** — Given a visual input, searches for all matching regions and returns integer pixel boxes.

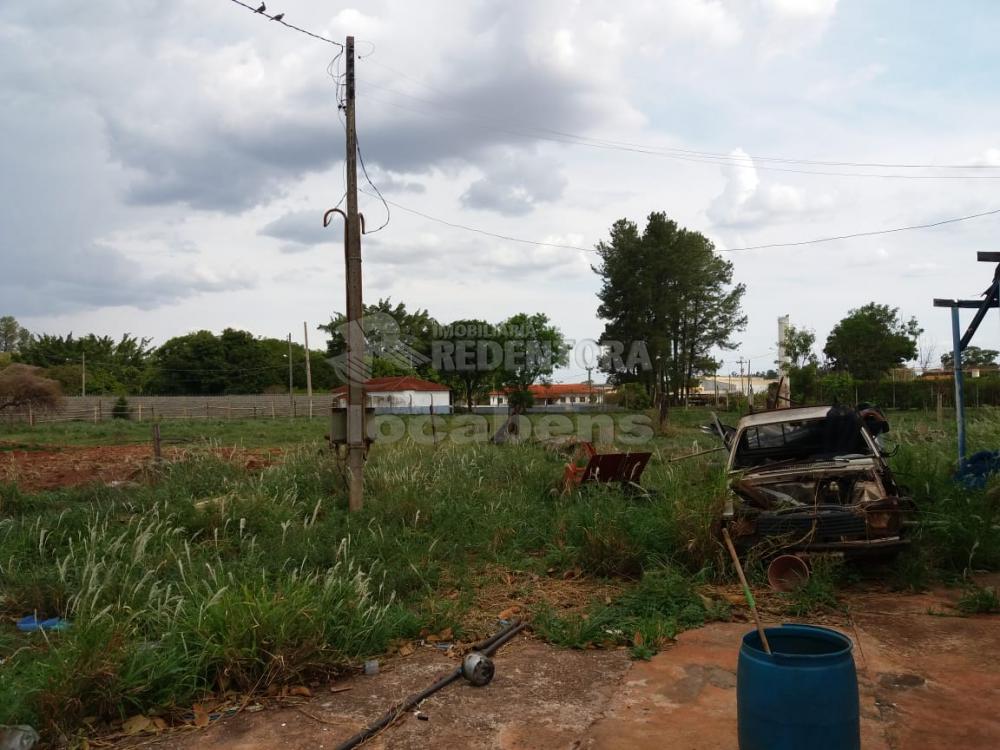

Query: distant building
[488,383,604,407]
[332,376,451,413]
[695,375,777,397]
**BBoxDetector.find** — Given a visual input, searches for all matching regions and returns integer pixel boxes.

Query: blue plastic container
[737,624,860,750]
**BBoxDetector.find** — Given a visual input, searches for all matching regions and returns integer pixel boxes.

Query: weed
[1,409,998,738]
[533,565,729,659]
[784,556,843,617]
[956,585,1000,615]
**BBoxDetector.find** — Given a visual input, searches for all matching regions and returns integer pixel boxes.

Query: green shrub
[111,396,130,420]
[957,585,1000,615]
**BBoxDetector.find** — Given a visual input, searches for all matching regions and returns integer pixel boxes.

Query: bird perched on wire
[254,2,265,12]
[271,12,284,21]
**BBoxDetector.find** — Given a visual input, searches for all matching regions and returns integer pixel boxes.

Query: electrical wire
[723,207,1000,251]
[361,191,594,252]
[357,58,1000,172]
[362,89,1000,181]
[362,194,1000,255]
[327,50,349,210]
[357,139,390,233]
[227,0,343,47]
[53,359,320,375]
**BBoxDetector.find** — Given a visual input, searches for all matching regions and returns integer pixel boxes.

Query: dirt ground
[0,444,279,491]
[121,579,999,750]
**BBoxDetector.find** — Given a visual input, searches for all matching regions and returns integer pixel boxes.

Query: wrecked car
[719,405,913,558]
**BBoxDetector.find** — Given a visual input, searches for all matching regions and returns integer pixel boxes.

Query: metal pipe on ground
[334,620,527,750]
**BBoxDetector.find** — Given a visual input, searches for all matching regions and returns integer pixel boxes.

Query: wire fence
[2,395,339,425]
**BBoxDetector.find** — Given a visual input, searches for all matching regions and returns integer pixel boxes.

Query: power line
[361,191,594,252]
[53,358,320,375]
[358,75,1000,178]
[723,207,1000,251]
[226,0,343,48]
[363,193,1000,256]
[357,139,390,233]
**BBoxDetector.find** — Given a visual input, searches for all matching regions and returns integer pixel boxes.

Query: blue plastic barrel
[737,624,860,750]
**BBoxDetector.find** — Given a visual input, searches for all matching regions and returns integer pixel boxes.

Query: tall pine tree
[594,212,746,404]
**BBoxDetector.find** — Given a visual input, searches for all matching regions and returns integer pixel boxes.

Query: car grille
[756,510,868,541]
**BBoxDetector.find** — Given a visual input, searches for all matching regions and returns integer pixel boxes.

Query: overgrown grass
[784,556,844,616]
[1,407,998,738]
[533,565,730,659]
[956,585,1000,615]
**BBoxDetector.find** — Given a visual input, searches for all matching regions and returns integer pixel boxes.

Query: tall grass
[1,408,998,736]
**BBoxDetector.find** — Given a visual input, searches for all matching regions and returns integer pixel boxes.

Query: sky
[3,0,1000,382]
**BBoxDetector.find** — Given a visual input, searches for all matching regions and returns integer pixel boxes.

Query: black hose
[333,620,526,750]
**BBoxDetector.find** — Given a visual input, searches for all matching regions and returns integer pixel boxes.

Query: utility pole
[344,36,366,513]
[737,357,745,397]
[585,366,593,403]
[303,321,313,418]
[287,333,294,414]
[777,315,790,408]
[81,351,86,397]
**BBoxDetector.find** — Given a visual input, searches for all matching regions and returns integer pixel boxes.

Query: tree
[150,329,299,395]
[783,326,818,369]
[435,318,497,410]
[0,316,29,353]
[781,325,821,404]
[320,298,438,382]
[0,364,62,413]
[491,312,569,409]
[611,382,652,410]
[19,332,153,394]
[594,212,746,404]
[824,304,921,380]
[941,346,999,369]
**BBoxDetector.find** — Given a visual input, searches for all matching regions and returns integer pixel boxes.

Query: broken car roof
[735,405,833,429]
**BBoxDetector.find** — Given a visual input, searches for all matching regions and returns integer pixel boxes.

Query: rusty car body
[720,405,913,557]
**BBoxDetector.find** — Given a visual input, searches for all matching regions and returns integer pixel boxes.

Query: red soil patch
[0,444,281,492]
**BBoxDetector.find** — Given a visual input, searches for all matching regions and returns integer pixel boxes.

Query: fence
[2,395,339,425]
[812,378,1000,410]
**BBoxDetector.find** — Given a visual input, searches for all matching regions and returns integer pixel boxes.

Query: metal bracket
[323,208,367,246]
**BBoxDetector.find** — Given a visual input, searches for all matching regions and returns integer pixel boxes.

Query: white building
[332,376,451,413]
[488,383,604,407]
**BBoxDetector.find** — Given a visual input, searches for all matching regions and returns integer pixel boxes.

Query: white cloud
[707,149,835,228]
[757,0,838,57]
[460,152,568,216]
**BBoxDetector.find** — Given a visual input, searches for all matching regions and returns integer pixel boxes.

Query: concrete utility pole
[287,333,294,413]
[344,36,366,513]
[81,351,86,397]
[737,357,745,396]
[777,315,790,407]
[303,321,313,417]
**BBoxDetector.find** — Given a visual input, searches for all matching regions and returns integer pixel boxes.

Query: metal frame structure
[933,252,1000,466]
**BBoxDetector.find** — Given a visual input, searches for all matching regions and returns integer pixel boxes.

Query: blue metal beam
[950,307,966,467]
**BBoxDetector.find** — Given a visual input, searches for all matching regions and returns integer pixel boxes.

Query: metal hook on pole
[323,207,346,227]
[324,208,366,243]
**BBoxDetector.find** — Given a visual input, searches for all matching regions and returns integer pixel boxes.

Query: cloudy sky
[4,0,1000,380]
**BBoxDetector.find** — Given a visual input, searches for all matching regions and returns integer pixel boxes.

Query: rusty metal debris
[715,405,914,558]
[560,441,652,494]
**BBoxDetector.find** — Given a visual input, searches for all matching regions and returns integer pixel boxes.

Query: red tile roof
[332,375,450,395]
[489,383,596,397]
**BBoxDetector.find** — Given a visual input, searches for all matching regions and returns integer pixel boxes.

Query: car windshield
[733,413,872,469]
